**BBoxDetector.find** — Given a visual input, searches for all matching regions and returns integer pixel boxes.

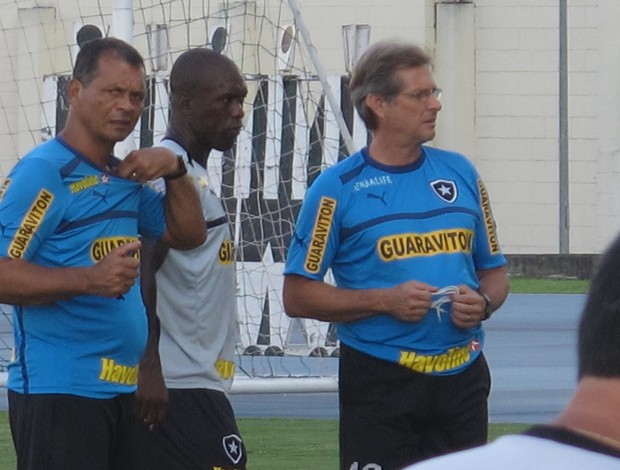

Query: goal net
[0,0,370,391]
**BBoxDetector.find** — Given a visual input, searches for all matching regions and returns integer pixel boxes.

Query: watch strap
[164,155,188,181]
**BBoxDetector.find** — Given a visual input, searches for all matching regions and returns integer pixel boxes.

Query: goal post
[0,0,371,391]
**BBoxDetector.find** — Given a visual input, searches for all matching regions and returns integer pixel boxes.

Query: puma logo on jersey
[367,191,387,206]
[92,188,111,204]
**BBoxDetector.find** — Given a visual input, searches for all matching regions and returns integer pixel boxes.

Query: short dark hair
[72,37,145,86]
[169,48,240,97]
[349,40,432,130]
[578,234,620,379]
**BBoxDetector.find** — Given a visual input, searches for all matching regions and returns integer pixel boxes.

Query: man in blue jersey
[0,37,205,470]
[283,40,510,469]
[408,235,620,470]
[135,48,248,469]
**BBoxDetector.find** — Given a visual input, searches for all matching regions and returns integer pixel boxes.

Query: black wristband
[164,155,188,181]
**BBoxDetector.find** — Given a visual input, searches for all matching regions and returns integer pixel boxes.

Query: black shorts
[135,388,247,470]
[339,343,491,470]
[8,390,140,470]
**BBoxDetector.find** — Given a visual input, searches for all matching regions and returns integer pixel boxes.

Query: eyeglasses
[398,87,443,102]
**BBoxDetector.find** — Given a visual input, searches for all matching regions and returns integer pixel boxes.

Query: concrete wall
[597,1,620,251]
[470,0,603,255]
[506,254,600,280]
[472,0,565,255]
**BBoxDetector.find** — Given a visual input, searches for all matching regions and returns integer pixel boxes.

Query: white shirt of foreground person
[404,433,620,469]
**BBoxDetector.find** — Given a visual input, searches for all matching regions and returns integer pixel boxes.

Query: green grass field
[0,278,587,468]
[509,276,589,294]
[239,420,531,470]
[0,413,530,470]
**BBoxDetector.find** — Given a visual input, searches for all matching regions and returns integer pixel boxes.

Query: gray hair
[349,40,432,130]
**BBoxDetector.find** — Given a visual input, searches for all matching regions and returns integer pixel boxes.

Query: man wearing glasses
[283,40,509,469]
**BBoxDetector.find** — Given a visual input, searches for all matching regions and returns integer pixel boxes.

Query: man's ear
[66,78,81,105]
[365,94,385,123]
[177,92,192,116]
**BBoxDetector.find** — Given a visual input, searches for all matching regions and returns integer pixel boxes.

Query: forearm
[140,306,162,368]
[139,238,167,365]
[136,238,169,425]
[0,258,90,306]
[283,274,389,323]
[0,239,143,306]
[118,148,205,250]
[477,266,510,313]
[136,301,168,427]
[161,176,206,250]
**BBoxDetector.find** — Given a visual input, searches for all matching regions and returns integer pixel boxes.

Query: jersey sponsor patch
[430,179,457,203]
[8,189,54,259]
[98,358,138,385]
[69,175,99,193]
[478,179,500,254]
[222,434,244,465]
[215,358,236,379]
[377,228,473,262]
[90,236,139,262]
[353,175,393,192]
[218,239,234,265]
[399,342,473,374]
[304,196,336,274]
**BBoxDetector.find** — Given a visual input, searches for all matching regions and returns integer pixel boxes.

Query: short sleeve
[472,177,506,270]
[0,157,68,260]
[284,172,341,280]
[137,184,166,240]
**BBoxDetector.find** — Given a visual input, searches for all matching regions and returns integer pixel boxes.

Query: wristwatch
[164,155,188,181]
[480,292,493,320]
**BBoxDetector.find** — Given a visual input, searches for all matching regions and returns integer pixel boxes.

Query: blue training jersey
[0,137,166,398]
[285,146,506,376]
